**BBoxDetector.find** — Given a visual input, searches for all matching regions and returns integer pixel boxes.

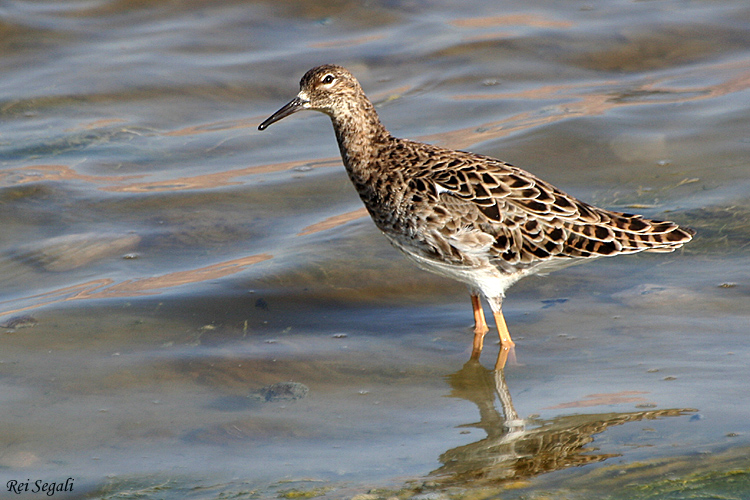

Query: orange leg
[492,309,515,348]
[470,294,489,359]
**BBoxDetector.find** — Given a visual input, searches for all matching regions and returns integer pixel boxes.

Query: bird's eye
[321,74,335,84]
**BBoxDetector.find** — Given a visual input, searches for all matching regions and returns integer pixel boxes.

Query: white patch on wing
[434,183,453,196]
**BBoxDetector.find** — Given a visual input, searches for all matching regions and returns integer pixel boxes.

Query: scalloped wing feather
[417,147,692,270]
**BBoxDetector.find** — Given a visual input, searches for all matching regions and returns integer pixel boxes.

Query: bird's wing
[409,147,692,268]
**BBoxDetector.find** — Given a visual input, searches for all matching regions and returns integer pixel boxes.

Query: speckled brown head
[258,64,366,130]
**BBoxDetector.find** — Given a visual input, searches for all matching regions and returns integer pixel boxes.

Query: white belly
[392,242,523,300]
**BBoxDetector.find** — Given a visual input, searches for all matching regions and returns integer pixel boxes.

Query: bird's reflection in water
[432,349,695,486]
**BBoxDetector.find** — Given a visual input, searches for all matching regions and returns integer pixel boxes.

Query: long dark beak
[258,95,308,130]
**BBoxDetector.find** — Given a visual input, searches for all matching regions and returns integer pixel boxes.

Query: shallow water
[1,0,749,499]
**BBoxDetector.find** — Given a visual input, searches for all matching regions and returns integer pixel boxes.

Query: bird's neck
[328,96,391,181]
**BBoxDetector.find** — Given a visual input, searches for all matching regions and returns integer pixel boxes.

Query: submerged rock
[0,315,38,330]
[611,283,700,308]
[11,231,141,272]
[255,382,309,402]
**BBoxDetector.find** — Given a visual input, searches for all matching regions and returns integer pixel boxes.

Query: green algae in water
[278,487,332,499]
[97,478,175,500]
[94,476,261,500]
[86,436,750,500]
[621,468,750,500]
[523,446,750,500]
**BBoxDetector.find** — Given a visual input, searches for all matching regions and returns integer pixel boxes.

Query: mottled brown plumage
[259,64,694,359]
